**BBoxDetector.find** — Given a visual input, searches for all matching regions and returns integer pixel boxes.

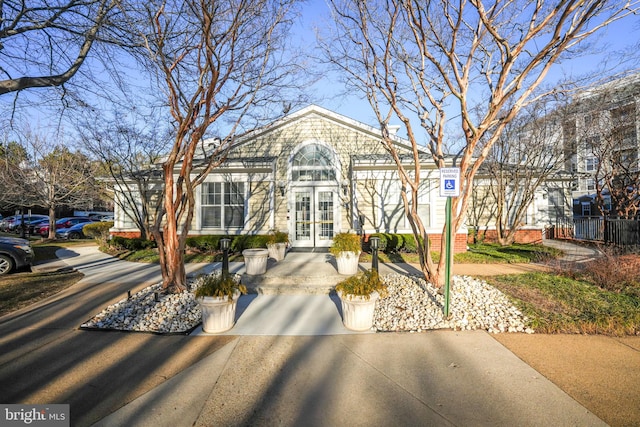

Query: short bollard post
[220,238,231,278]
[370,236,380,273]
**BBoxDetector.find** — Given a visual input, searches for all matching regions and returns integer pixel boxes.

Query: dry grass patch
[0,270,84,317]
[487,272,640,336]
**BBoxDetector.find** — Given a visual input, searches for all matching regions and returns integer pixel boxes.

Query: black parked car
[0,236,33,275]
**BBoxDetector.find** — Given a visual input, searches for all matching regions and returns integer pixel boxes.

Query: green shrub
[84,221,113,242]
[369,233,422,253]
[186,235,222,252]
[231,235,270,252]
[110,236,156,251]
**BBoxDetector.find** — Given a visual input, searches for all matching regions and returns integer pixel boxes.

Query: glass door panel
[295,191,312,244]
[291,186,338,248]
[316,190,334,242]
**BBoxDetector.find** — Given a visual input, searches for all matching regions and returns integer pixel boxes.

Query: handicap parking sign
[440,168,460,197]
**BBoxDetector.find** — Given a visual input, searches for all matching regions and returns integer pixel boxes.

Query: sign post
[439,167,460,318]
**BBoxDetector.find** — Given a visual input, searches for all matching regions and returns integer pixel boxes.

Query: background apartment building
[561,73,640,218]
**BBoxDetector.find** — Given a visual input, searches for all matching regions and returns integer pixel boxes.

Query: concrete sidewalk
[94,332,605,427]
[81,240,605,427]
[22,239,609,426]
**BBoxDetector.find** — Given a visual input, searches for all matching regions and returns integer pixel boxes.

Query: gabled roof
[228,104,425,154]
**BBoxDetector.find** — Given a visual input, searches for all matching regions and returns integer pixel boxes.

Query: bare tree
[483,98,567,245]
[0,0,121,96]
[8,130,101,238]
[77,109,169,239]
[0,136,31,211]
[138,0,303,292]
[323,0,638,286]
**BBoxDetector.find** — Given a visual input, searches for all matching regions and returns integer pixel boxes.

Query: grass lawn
[0,236,86,317]
[486,272,640,336]
[359,242,562,264]
[0,269,83,317]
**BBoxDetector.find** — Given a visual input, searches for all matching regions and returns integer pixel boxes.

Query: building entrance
[291,186,338,248]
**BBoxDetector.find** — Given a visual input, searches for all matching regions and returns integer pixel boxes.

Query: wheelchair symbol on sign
[444,179,455,190]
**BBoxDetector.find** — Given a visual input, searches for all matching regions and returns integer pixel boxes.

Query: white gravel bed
[374,273,533,334]
[81,273,533,334]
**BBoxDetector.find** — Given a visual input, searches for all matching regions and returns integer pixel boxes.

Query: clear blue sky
[1,1,639,144]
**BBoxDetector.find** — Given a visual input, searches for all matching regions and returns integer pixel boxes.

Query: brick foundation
[468,229,543,245]
[429,233,468,253]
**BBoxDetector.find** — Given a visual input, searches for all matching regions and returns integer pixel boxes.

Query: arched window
[291,144,337,182]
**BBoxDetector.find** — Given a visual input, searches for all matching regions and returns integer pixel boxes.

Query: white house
[112,105,566,249]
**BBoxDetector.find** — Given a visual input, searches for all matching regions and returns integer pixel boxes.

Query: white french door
[291,186,339,248]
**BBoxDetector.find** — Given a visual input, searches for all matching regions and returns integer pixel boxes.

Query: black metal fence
[548,217,640,247]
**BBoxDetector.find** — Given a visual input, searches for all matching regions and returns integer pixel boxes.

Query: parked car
[0,236,33,274]
[56,222,92,240]
[0,215,18,232]
[26,218,50,235]
[89,214,114,222]
[10,215,49,234]
[35,217,96,237]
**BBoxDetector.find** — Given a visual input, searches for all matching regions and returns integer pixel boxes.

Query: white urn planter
[267,242,287,261]
[243,248,269,275]
[335,251,361,275]
[338,290,380,331]
[197,290,241,333]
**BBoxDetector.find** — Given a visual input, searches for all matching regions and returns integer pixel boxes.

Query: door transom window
[292,144,336,182]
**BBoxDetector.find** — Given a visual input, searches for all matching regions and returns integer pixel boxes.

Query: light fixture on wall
[278,181,286,196]
[341,179,349,196]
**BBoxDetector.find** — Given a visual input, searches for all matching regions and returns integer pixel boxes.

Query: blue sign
[444,179,455,190]
[439,167,460,197]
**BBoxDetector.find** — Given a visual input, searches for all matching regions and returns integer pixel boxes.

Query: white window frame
[585,157,598,172]
[200,181,246,230]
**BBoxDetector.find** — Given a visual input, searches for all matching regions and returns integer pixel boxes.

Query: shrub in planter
[194,271,247,300]
[194,271,247,333]
[266,230,289,261]
[335,269,388,300]
[330,232,362,275]
[329,232,362,256]
[335,269,388,331]
[267,230,289,245]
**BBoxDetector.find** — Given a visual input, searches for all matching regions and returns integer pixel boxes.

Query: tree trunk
[161,228,187,292]
[47,207,56,240]
[157,171,188,293]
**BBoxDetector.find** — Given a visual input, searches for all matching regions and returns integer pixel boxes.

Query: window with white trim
[585,157,598,172]
[201,182,245,228]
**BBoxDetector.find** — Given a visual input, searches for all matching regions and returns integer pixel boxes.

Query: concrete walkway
[7,239,609,426]
[94,333,606,427]
[538,238,602,263]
